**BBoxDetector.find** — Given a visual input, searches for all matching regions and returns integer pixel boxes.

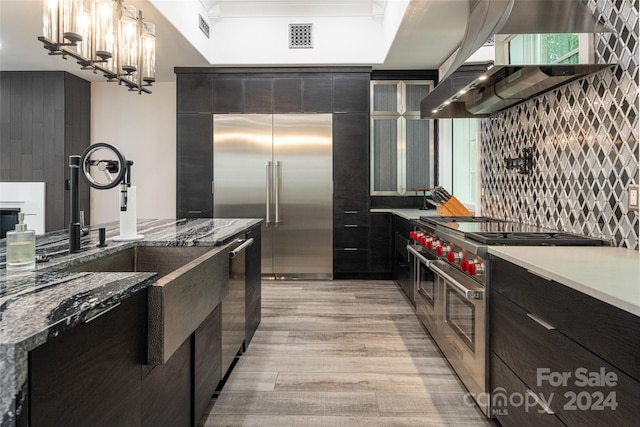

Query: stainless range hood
[421,0,613,119]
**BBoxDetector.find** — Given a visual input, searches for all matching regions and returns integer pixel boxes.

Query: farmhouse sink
[60,245,230,365]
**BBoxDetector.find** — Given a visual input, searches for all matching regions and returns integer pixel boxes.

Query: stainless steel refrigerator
[213,114,333,279]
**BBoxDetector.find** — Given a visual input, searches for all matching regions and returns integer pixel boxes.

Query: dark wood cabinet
[392,215,413,301]
[141,337,192,427]
[176,114,213,218]
[332,112,369,205]
[193,306,222,426]
[491,258,640,381]
[369,213,392,275]
[177,74,213,113]
[213,78,243,113]
[490,256,640,427]
[0,71,90,232]
[243,78,273,113]
[30,292,146,427]
[273,78,302,113]
[245,225,262,346]
[491,353,566,427]
[303,78,332,112]
[332,112,370,276]
[333,75,370,112]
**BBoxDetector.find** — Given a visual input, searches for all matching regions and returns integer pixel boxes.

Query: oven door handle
[406,245,433,266]
[430,262,484,300]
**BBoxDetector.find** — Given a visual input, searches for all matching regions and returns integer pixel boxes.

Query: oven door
[407,245,438,335]
[431,261,488,415]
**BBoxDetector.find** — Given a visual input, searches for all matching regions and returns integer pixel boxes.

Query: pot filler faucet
[69,143,133,253]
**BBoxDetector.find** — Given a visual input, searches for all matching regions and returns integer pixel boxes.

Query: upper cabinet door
[302,78,332,113]
[371,81,403,115]
[333,76,369,112]
[371,81,432,115]
[404,81,431,114]
[244,78,273,113]
[213,78,243,113]
[177,74,213,113]
[370,80,435,196]
[273,78,302,113]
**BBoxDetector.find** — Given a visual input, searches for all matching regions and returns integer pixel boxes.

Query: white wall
[90,82,177,225]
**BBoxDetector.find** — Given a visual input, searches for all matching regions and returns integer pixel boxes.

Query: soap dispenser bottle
[6,213,36,271]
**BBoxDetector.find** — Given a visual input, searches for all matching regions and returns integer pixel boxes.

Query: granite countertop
[0,217,262,427]
[488,246,640,317]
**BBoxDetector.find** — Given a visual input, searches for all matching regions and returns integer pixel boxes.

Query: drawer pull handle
[526,390,555,415]
[344,248,359,251]
[526,269,552,281]
[527,313,556,330]
[345,210,358,214]
[344,224,358,228]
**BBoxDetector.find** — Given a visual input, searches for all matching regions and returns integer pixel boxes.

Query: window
[496,33,594,65]
[452,119,477,206]
[439,119,478,210]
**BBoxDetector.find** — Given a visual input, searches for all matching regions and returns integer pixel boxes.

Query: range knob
[460,259,469,271]
[418,235,426,245]
[410,231,417,240]
[447,251,461,263]
[466,261,484,276]
[426,239,434,249]
[436,244,448,256]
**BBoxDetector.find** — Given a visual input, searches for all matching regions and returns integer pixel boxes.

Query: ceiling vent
[289,24,313,49]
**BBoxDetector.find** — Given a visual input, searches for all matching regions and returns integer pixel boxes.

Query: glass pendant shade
[94,0,116,60]
[141,21,156,83]
[119,4,138,75]
[62,0,84,43]
[76,0,92,60]
[43,0,59,43]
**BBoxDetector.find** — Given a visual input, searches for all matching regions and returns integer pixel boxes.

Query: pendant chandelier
[38,0,156,94]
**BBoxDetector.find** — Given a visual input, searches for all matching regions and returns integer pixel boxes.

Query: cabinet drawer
[394,231,409,257]
[491,290,640,426]
[334,225,369,248]
[393,215,413,236]
[334,248,368,273]
[333,207,370,227]
[490,257,640,382]
[491,353,565,427]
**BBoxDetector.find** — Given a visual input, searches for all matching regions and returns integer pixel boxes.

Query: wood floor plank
[273,372,465,393]
[203,414,493,426]
[209,391,379,416]
[199,280,496,427]
[221,371,279,391]
[234,355,453,375]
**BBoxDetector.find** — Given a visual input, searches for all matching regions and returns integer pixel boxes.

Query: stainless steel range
[407,216,607,417]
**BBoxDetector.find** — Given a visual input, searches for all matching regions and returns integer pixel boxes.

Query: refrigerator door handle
[274,161,281,224]
[266,161,272,224]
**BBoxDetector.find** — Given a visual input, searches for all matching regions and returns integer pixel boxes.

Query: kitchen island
[0,218,262,427]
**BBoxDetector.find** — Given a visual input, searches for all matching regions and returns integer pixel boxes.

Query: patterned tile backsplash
[480,0,639,250]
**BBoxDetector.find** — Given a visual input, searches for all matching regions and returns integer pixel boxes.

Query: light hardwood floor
[200,280,496,426]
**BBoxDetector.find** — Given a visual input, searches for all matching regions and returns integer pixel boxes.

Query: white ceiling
[0,0,468,82]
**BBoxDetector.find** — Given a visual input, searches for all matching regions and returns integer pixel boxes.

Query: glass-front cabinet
[370,80,435,195]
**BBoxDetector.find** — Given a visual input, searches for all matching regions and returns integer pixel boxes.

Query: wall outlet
[629,184,639,211]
